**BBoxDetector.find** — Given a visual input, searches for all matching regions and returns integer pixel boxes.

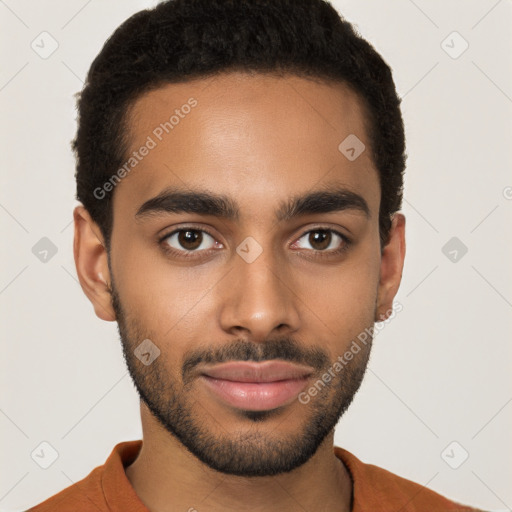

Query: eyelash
[158,225,352,260]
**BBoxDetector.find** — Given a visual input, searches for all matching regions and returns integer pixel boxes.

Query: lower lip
[200,375,310,411]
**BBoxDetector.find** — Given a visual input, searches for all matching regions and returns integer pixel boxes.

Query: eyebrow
[135,185,370,222]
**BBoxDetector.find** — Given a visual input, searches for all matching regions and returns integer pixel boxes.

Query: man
[30,0,480,510]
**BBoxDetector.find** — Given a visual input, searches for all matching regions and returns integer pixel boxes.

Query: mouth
[199,360,314,411]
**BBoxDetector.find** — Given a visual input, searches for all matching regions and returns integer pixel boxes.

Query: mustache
[181,338,330,382]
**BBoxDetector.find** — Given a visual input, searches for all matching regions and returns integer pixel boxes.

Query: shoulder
[27,441,143,512]
[334,446,482,512]
[28,465,107,511]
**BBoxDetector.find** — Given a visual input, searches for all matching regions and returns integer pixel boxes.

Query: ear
[375,213,406,321]
[73,205,116,322]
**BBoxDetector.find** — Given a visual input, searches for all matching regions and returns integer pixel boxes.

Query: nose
[218,239,301,342]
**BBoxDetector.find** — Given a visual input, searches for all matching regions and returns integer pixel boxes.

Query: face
[75,72,405,477]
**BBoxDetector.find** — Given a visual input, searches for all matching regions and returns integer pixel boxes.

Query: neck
[125,404,353,512]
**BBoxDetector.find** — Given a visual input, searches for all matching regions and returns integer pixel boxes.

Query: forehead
[114,72,380,221]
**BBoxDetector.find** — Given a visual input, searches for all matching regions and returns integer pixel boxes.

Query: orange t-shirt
[28,440,479,511]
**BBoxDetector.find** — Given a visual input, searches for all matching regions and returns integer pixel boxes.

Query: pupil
[310,230,330,250]
[179,230,201,250]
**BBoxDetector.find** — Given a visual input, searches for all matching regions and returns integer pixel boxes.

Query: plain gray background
[1,1,511,511]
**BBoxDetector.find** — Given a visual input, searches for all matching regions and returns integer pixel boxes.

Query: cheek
[111,224,381,348]
[112,239,223,335]
[298,246,381,341]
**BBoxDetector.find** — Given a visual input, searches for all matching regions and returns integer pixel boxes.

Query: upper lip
[200,361,314,383]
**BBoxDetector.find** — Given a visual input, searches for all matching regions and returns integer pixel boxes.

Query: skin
[73,72,406,512]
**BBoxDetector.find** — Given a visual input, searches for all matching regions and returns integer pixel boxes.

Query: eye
[292,228,350,253]
[161,228,220,253]
[159,226,351,260]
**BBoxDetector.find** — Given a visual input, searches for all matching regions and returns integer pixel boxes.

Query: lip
[199,361,314,411]
[200,360,314,382]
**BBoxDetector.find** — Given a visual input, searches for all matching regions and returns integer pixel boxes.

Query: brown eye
[179,230,202,250]
[294,229,347,252]
[308,230,331,250]
[163,229,217,252]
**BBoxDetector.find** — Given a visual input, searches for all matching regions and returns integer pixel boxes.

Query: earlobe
[73,205,116,322]
[375,213,406,322]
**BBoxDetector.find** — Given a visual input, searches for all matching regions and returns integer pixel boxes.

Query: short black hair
[73,0,406,250]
